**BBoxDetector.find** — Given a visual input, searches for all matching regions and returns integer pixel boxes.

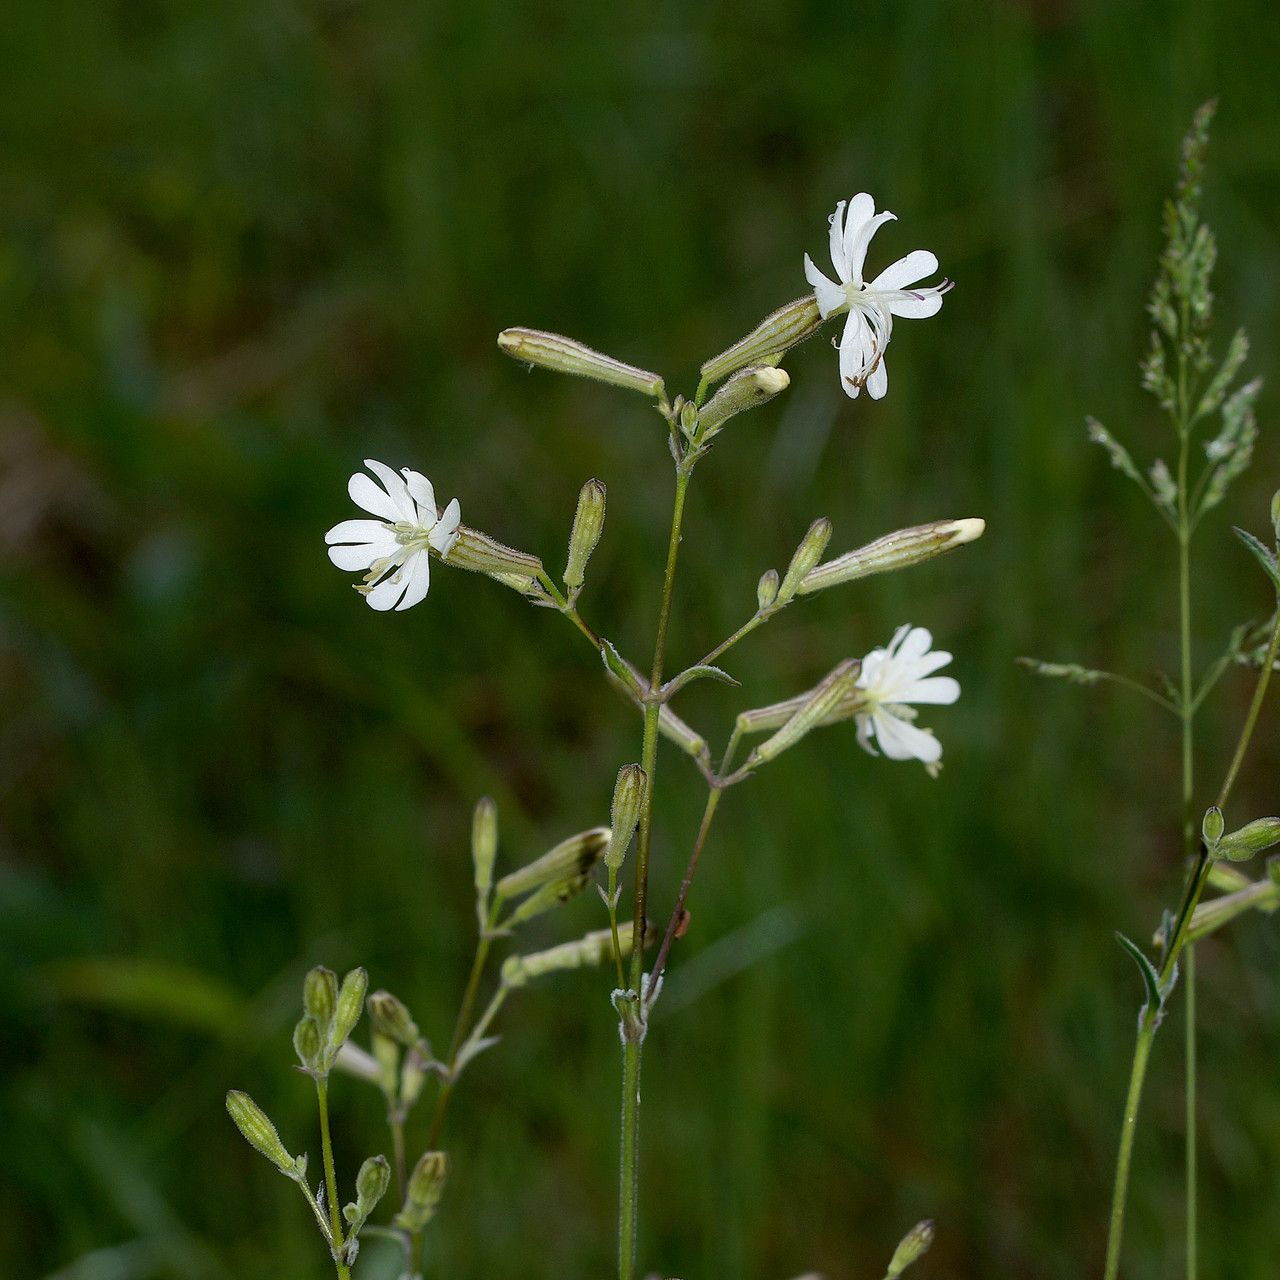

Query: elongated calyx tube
[565,479,606,591]
[501,922,639,987]
[471,795,498,914]
[225,1091,302,1176]
[498,328,665,399]
[496,826,611,900]
[445,526,545,595]
[797,518,986,596]
[748,659,861,766]
[700,295,823,388]
[696,366,790,440]
[777,517,833,603]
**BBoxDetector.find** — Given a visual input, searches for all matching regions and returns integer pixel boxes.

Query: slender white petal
[365,569,409,611]
[866,355,888,400]
[328,541,392,572]
[898,675,960,705]
[348,471,403,522]
[804,254,847,319]
[325,519,395,546]
[887,292,945,319]
[838,312,869,398]
[872,711,942,763]
[429,498,461,554]
[827,200,850,283]
[362,459,417,523]
[841,193,876,267]
[401,469,438,525]
[395,551,432,611]
[870,249,939,292]
[846,211,896,285]
[896,627,934,663]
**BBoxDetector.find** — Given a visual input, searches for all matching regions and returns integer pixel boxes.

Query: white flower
[804,193,952,400]
[855,625,960,767]
[324,459,460,611]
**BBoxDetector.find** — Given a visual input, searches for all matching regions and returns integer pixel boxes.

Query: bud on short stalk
[605,765,647,871]
[1215,817,1280,862]
[225,1090,304,1178]
[504,869,593,926]
[777,518,833,604]
[501,922,638,987]
[395,1151,449,1232]
[797,518,986,596]
[1201,805,1225,849]
[496,826,611,900]
[330,968,368,1054]
[345,1155,391,1233]
[564,479,606,593]
[303,966,338,1032]
[471,795,498,921]
[367,990,419,1046]
[293,1015,325,1073]
[694,366,790,441]
[700,295,823,387]
[757,568,779,611]
[886,1219,936,1278]
[497,328,665,399]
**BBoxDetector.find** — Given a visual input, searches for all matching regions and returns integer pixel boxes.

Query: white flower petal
[841,193,876,266]
[900,675,961,705]
[897,627,934,663]
[873,710,942,763]
[847,210,896,285]
[804,254,847,319]
[827,200,850,282]
[866,354,888,400]
[363,459,418,523]
[394,550,432,610]
[887,292,945,320]
[870,249,939,292]
[348,471,403,522]
[365,569,408,611]
[325,519,394,546]
[401,469,438,525]
[838,312,870,398]
[429,498,461,554]
[328,542,391,572]
[855,713,878,756]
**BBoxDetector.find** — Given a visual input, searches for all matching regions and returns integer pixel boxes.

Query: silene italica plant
[1024,100,1280,1280]
[228,186,974,1279]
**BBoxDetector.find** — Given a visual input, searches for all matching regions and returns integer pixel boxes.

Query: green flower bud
[777,518,833,604]
[444,526,545,596]
[695,365,790,441]
[1271,489,1280,543]
[496,827,610,900]
[604,765,647,871]
[1216,817,1280,862]
[700,295,823,388]
[1201,805,1225,848]
[367,990,419,1047]
[225,1090,301,1177]
[330,968,368,1051]
[472,794,498,910]
[395,1151,450,1232]
[497,328,665,399]
[303,966,338,1031]
[797,519,986,596]
[293,1015,324,1073]
[748,660,861,766]
[501,922,637,988]
[886,1219,936,1278]
[564,479,606,591]
[355,1155,391,1216]
[504,869,593,927]
[756,569,779,611]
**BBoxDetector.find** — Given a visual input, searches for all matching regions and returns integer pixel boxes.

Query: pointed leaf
[662,664,741,698]
[1232,527,1280,593]
[1115,931,1163,1011]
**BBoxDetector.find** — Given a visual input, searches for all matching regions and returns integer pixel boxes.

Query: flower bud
[226,1090,301,1176]
[395,1151,449,1232]
[1272,489,1280,543]
[501,922,637,987]
[700,295,823,388]
[496,826,610,900]
[1216,817,1280,862]
[293,1015,325,1073]
[400,1044,432,1111]
[695,366,790,441]
[471,796,498,915]
[797,519,986,597]
[367,990,419,1047]
[303,966,338,1031]
[1201,805,1225,848]
[504,869,594,926]
[355,1155,391,1217]
[330,968,368,1051]
[605,765,647,870]
[886,1219,936,1278]
[497,328,665,399]
[565,479,607,591]
[748,660,861,766]
[756,568,779,611]
[777,518,833,604]
[445,526,545,595]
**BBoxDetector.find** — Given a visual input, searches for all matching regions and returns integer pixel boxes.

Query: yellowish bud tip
[496,330,521,353]
[753,366,790,394]
[947,517,986,544]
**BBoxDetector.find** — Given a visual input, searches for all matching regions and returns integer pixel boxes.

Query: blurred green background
[3,2,1279,1278]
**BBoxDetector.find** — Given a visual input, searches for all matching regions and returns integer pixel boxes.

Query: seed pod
[367,991,419,1047]
[303,966,338,1031]
[293,1015,325,1073]
[472,795,498,917]
[502,922,637,987]
[605,766,647,871]
[757,569,779,611]
[1216,817,1280,862]
[565,479,606,591]
[797,519,986,596]
[749,660,861,766]
[496,827,610,900]
[886,1219,936,1278]
[777,518,833,604]
[695,366,790,441]
[497,328,665,399]
[226,1090,301,1176]
[700,295,823,388]
[330,968,368,1051]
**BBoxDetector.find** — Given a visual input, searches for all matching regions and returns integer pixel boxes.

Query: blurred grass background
[3,2,1280,1278]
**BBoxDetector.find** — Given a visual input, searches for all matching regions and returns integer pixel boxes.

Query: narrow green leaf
[1232,527,1280,592]
[1115,931,1162,1011]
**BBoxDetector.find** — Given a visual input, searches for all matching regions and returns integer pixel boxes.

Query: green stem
[618,462,693,1280]
[1104,1014,1156,1280]
[1185,943,1197,1280]
[315,1080,352,1280]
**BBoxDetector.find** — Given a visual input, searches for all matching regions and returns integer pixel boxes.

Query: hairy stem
[316,1080,352,1280]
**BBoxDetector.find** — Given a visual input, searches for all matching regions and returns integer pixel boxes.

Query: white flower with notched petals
[855,625,960,768]
[804,193,952,400]
[325,459,460,611]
